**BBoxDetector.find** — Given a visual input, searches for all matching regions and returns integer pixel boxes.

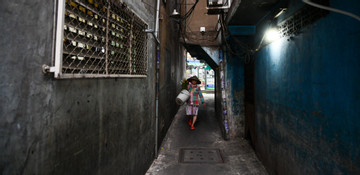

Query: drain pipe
[154,0,161,159]
[155,0,160,38]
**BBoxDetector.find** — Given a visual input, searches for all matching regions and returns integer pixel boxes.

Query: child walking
[186,76,206,130]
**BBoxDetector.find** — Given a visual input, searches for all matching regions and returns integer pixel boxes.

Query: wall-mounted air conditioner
[207,0,231,14]
[207,0,224,7]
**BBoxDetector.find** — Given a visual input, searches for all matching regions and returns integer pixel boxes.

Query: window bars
[52,0,148,78]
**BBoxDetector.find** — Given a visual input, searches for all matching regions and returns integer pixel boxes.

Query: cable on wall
[302,0,360,21]
[219,13,254,63]
[182,0,199,20]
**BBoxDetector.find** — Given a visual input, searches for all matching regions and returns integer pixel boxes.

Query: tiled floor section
[146,93,268,175]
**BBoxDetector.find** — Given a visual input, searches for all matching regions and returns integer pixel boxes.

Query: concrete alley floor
[146,93,268,175]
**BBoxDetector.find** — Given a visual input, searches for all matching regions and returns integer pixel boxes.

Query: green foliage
[181,79,188,90]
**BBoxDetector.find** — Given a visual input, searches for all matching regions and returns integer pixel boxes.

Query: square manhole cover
[179,148,224,163]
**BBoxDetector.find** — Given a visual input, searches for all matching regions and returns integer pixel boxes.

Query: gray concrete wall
[0,0,183,174]
[182,0,219,46]
[157,0,186,147]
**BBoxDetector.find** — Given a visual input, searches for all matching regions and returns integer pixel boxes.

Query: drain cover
[179,148,224,163]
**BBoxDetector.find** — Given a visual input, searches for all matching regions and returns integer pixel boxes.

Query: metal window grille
[278,0,329,37]
[53,0,148,78]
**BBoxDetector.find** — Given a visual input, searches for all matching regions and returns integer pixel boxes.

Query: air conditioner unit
[207,0,231,14]
[207,0,224,7]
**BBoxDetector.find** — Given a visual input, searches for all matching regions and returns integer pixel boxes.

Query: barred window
[53,0,148,78]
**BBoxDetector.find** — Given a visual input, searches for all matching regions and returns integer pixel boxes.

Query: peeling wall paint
[223,40,246,139]
[216,50,230,139]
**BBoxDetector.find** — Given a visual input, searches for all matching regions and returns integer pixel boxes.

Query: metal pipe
[155,0,160,38]
[154,0,161,159]
[105,3,110,75]
[51,74,147,79]
[145,29,160,44]
[51,0,58,66]
[52,0,66,77]
[155,47,160,158]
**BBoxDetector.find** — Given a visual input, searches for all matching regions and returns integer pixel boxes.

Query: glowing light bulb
[265,28,280,42]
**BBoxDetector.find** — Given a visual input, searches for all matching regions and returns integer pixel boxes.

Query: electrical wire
[184,13,219,42]
[181,0,199,21]
[220,14,250,50]
[219,13,254,63]
[179,16,188,45]
[219,14,237,55]
[302,0,360,21]
[181,0,219,43]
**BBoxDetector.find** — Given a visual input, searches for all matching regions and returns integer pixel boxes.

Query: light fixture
[265,28,280,42]
[170,9,180,18]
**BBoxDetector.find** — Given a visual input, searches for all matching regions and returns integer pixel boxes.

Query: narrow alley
[147,93,267,175]
[1,0,359,175]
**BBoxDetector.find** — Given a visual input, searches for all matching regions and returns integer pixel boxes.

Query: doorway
[244,58,256,148]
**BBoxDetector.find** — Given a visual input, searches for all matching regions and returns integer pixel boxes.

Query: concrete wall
[0,0,184,174]
[223,40,246,139]
[182,0,219,46]
[158,0,186,148]
[215,51,229,139]
[215,67,223,131]
[254,0,360,174]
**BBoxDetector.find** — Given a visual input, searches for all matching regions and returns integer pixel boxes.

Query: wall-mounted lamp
[265,28,280,42]
[170,9,180,19]
[255,27,281,51]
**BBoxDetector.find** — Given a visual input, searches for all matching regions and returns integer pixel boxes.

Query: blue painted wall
[254,0,360,174]
[224,38,246,138]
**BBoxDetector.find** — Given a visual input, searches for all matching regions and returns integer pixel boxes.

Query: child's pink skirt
[186,105,199,115]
